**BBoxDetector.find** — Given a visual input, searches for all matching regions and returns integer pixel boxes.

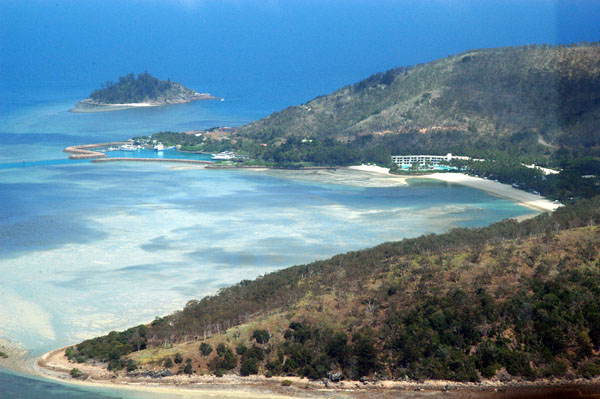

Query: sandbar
[0,338,31,374]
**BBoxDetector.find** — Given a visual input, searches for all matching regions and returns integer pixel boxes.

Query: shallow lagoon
[1,157,532,353]
[0,58,537,399]
[0,162,534,399]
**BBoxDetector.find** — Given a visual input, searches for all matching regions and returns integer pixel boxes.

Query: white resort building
[391,153,470,167]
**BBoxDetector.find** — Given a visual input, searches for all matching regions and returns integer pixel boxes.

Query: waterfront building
[391,153,470,167]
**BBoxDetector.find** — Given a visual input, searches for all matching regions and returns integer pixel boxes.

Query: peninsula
[71,72,219,112]
[45,43,600,394]
[37,196,600,395]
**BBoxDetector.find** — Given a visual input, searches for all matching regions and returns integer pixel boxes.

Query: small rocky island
[71,72,219,112]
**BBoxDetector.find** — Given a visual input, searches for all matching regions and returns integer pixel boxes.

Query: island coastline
[60,142,561,215]
[347,164,560,213]
[70,94,220,113]
[0,338,31,375]
[31,346,600,399]
[3,157,581,398]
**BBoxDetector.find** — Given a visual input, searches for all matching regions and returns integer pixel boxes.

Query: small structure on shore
[391,153,470,168]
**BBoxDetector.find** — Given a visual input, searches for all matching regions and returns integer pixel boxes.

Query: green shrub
[481,365,497,379]
[126,359,137,372]
[216,343,227,356]
[245,346,265,361]
[281,379,293,386]
[352,332,379,378]
[266,359,282,375]
[70,368,82,378]
[174,352,183,364]
[163,357,173,368]
[199,343,213,356]
[108,359,125,371]
[252,329,270,344]
[544,359,568,378]
[505,351,534,378]
[240,357,259,376]
[236,344,247,356]
[212,345,237,371]
[184,362,193,375]
[64,347,75,360]
[581,361,600,378]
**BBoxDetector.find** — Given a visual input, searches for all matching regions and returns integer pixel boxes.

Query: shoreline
[347,164,561,213]
[61,146,561,213]
[32,347,600,398]
[421,173,561,213]
[70,95,220,113]
[3,160,580,397]
[0,338,31,374]
[59,144,561,213]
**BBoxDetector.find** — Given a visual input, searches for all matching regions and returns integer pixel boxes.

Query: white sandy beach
[348,165,561,213]
[423,173,561,213]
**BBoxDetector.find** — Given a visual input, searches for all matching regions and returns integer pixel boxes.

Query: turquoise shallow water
[5,0,597,395]
[0,370,121,399]
[1,161,531,352]
[0,79,535,399]
[0,74,534,399]
[103,148,214,161]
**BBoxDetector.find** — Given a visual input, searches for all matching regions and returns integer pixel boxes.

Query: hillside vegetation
[66,196,600,382]
[238,43,600,158]
[88,72,199,104]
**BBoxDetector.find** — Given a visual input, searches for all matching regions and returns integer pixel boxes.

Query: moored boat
[211,151,235,160]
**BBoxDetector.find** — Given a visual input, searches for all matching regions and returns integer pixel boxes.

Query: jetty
[64,142,128,160]
[92,158,214,165]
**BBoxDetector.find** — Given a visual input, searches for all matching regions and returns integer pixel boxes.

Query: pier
[92,158,214,165]
[64,142,128,159]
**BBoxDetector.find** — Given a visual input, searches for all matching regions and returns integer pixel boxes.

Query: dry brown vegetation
[66,197,600,382]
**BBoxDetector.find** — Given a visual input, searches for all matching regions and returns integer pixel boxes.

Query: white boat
[211,151,235,160]
[154,142,164,151]
[120,144,138,151]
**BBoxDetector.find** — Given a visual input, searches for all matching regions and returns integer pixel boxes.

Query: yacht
[211,151,235,160]
[154,142,164,151]
[120,144,138,151]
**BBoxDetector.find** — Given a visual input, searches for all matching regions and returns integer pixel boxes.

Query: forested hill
[87,72,201,104]
[238,43,600,157]
[67,196,600,382]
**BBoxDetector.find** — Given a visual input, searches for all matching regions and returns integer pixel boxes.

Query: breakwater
[64,142,128,159]
[92,158,338,170]
[92,157,214,164]
[205,164,337,170]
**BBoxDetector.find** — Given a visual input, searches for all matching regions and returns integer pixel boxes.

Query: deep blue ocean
[2,1,600,398]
